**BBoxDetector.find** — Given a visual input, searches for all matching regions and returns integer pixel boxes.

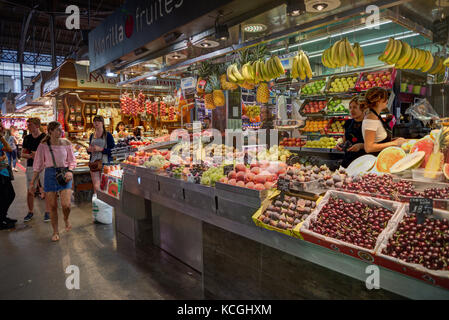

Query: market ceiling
[111,0,447,85]
[0,0,123,59]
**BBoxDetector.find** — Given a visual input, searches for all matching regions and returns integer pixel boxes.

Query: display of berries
[258,194,316,230]
[341,174,419,200]
[309,197,395,250]
[422,187,449,200]
[382,215,449,271]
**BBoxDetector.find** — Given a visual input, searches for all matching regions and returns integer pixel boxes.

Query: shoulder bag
[47,141,68,186]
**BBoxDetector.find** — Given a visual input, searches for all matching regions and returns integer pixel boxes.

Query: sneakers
[24,212,34,222]
[0,220,15,230]
[44,212,50,222]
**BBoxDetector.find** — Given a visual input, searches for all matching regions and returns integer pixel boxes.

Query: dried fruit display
[257,194,316,230]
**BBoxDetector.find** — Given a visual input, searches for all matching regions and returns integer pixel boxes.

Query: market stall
[89,0,449,299]
[40,60,124,202]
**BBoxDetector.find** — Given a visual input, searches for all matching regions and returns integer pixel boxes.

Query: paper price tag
[409,198,433,224]
[223,165,234,177]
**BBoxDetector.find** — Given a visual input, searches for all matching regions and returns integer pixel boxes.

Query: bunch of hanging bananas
[226,56,285,84]
[379,38,445,75]
[291,50,313,80]
[322,38,365,69]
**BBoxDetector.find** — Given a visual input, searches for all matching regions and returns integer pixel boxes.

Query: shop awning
[41,60,120,96]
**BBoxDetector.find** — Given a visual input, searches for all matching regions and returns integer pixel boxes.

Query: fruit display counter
[99,130,449,298]
[113,157,449,299]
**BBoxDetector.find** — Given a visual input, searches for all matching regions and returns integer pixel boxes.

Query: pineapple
[197,61,214,95]
[424,128,449,178]
[205,81,213,94]
[210,75,225,107]
[204,93,215,110]
[256,82,270,104]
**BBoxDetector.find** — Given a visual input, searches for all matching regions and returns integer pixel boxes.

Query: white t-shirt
[362,118,387,143]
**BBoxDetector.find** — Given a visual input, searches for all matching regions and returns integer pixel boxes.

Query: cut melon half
[390,151,426,174]
[376,147,406,173]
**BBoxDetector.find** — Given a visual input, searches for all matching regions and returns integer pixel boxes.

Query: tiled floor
[0,168,202,300]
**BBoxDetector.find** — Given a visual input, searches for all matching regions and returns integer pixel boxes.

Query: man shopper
[22,118,50,222]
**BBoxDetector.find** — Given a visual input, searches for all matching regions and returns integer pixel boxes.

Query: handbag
[47,141,68,186]
[88,134,106,172]
[89,159,103,172]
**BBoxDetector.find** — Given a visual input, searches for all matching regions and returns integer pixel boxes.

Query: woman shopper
[0,124,17,230]
[336,97,366,167]
[6,126,18,172]
[30,121,76,242]
[87,115,115,193]
[362,87,406,156]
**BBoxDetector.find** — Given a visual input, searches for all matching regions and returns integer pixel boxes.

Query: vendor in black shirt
[336,96,366,168]
[22,118,49,222]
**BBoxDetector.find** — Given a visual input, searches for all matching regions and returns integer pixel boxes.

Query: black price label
[223,165,234,177]
[409,198,433,224]
[277,177,290,193]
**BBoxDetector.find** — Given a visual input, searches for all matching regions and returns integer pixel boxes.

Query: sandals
[51,233,60,242]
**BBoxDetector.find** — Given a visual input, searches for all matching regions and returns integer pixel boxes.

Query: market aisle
[0,168,202,300]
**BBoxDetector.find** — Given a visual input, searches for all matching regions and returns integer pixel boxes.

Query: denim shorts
[44,167,73,192]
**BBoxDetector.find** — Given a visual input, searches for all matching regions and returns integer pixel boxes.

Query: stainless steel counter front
[116,167,449,300]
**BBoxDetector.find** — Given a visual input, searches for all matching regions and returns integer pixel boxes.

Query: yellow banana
[291,55,299,78]
[357,45,365,67]
[266,59,275,79]
[298,52,306,80]
[390,40,403,64]
[301,51,313,79]
[396,42,412,67]
[232,64,244,81]
[273,56,285,76]
[227,64,237,82]
[383,38,396,62]
[421,52,434,72]
[444,56,449,67]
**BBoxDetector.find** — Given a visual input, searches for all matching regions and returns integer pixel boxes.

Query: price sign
[223,165,234,177]
[277,176,290,193]
[409,198,433,224]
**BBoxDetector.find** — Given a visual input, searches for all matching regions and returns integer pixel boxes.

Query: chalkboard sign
[277,176,290,193]
[409,198,433,224]
[223,165,234,177]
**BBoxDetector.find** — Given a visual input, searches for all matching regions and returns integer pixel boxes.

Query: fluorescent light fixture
[360,32,419,48]
[147,76,157,80]
[271,20,392,53]
[106,72,115,77]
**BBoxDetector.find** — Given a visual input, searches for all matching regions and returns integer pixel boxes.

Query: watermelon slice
[376,147,406,173]
[410,137,434,168]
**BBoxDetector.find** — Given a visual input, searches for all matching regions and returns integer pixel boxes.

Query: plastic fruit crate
[356,68,397,92]
[375,204,449,289]
[300,190,404,263]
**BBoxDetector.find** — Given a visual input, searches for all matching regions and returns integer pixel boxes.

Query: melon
[390,151,426,174]
[410,137,434,168]
[376,147,406,173]
[444,163,449,180]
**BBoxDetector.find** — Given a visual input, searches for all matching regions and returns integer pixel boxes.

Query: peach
[219,177,228,184]
[228,179,237,186]
[250,167,261,175]
[235,164,247,172]
[245,182,255,189]
[228,171,237,179]
[254,183,265,191]
[236,171,246,181]
[236,181,245,188]
[264,181,274,189]
[245,172,255,183]
[254,175,267,184]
